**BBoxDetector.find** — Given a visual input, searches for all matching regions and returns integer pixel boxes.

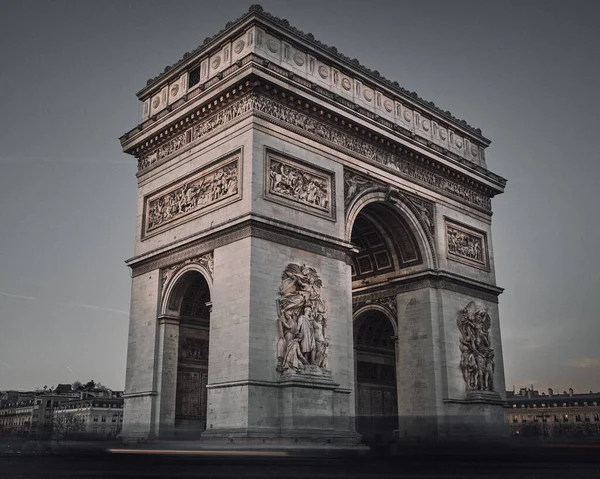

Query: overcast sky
[0,0,598,394]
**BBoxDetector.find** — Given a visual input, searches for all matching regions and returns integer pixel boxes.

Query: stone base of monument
[199,366,361,449]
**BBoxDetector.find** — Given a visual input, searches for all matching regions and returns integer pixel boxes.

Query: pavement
[1,440,600,478]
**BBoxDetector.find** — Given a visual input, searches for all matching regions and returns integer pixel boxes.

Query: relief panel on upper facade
[445,218,488,270]
[264,149,336,221]
[142,150,242,238]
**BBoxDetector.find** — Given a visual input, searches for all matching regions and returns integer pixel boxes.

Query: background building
[507,387,600,439]
[52,398,124,439]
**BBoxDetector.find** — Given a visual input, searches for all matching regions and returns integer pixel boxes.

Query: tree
[52,413,85,440]
[84,380,96,390]
[72,381,83,391]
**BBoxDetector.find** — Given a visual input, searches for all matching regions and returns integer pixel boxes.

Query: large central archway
[347,193,434,442]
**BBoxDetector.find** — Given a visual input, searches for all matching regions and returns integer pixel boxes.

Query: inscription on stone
[144,154,240,237]
[179,338,209,362]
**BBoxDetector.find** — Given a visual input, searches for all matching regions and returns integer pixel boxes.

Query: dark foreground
[1,441,600,478]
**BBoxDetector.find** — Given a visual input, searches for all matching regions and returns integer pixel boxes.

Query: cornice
[125,84,502,214]
[127,214,355,277]
[136,5,487,141]
[351,269,503,304]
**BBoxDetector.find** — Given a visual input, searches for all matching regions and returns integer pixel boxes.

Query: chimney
[548,388,553,398]
[569,388,574,397]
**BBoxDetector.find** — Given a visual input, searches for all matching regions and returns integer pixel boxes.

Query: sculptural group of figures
[276,263,330,373]
[447,228,482,261]
[148,163,237,229]
[270,160,329,210]
[457,301,495,392]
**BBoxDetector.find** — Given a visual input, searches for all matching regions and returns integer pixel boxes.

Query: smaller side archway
[156,265,213,439]
[353,306,398,442]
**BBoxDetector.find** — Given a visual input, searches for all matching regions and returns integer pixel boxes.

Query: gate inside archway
[354,309,398,440]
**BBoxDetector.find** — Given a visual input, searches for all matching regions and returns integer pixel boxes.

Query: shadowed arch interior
[353,308,398,440]
[170,271,211,437]
[350,202,422,283]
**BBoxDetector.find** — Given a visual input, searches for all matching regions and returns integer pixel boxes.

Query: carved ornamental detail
[266,151,335,220]
[353,295,398,321]
[445,219,488,269]
[179,338,209,362]
[344,170,381,208]
[457,301,495,392]
[144,154,240,237]
[138,95,255,171]
[253,95,492,210]
[136,92,492,211]
[276,263,330,374]
[161,252,214,303]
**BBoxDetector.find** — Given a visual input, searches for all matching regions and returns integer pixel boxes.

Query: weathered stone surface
[120,9,507,445]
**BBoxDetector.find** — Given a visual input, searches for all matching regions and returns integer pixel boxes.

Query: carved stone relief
[445,219,487,269]
[265,151,335,220]
[161,252,214,305]
[253,94,492,210]
[137,91,491,211]
[179,337,209,362]
[457,301,495,392]
[144,155,239,237]
[353,295,398,321]
[276,263,330,374]
[138,94,255,171]
[343,170,381,209]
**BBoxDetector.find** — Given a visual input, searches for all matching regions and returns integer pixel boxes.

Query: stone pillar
[395,287,441,438]
[153,315,180,438]
[203,236,358,444]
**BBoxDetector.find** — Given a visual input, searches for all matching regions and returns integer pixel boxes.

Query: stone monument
[119,5,508,444]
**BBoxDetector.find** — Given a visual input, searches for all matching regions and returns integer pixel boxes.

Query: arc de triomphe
[119,6,507,444]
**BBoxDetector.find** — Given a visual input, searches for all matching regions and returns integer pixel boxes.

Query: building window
[594,414,599,422]
[112,414,117,423]
[513,416,518,423]
[563,415,569,423]
[93,415,98,422]
[101,415,106,423]
[585,415,591,422]
[575,414,582,422]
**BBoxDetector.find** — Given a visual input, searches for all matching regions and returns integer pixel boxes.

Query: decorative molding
[130,217,351,278]
[265,149,336,221]
[253,94,492,211]
[160,252,214,302]
[352,272,502,304]
[142,5,486,139]
[142,150,241,238]
[131,89,495,213]
[137,94,255,171]
[343,170,381,209]
[353,294,398,321]
[445,218,489,270]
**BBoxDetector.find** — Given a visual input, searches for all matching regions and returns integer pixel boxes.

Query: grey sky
[0,0,598,393]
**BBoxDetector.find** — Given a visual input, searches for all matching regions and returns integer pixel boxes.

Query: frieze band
[136,91,493,211]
